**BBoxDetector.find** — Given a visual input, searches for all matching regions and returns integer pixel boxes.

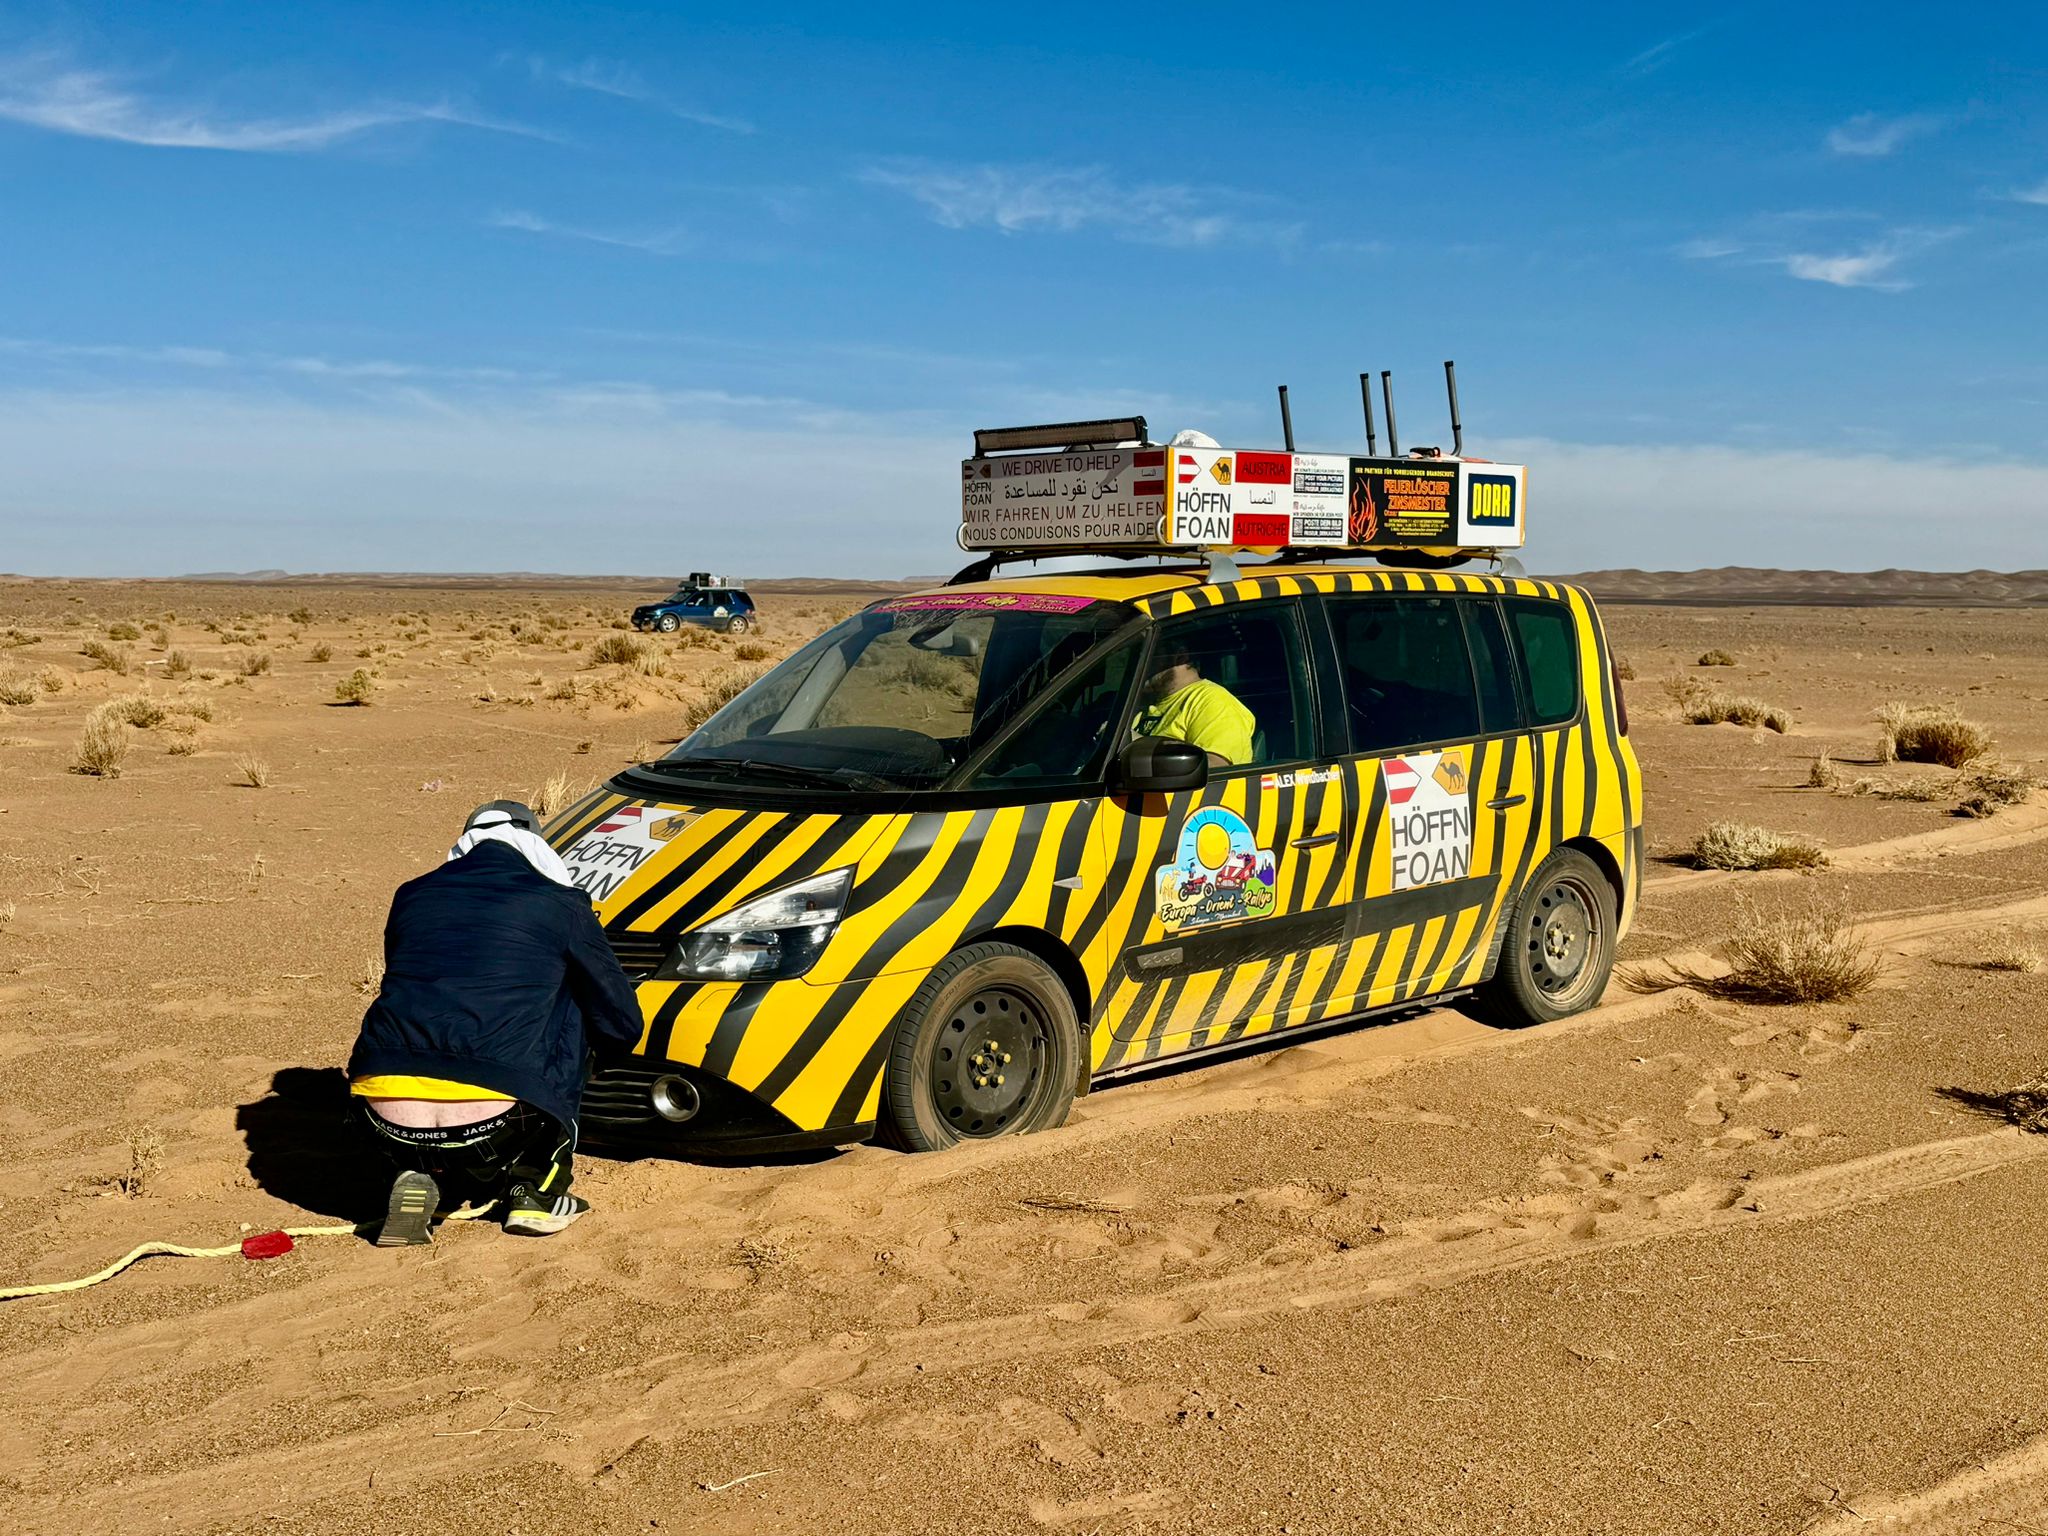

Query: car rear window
[1502,597,1581,726]
[1328,595,1482,754]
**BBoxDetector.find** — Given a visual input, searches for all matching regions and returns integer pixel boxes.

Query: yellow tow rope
[0,1205,498,1302]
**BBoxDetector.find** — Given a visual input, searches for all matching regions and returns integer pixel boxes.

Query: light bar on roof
[973,417,1149,456]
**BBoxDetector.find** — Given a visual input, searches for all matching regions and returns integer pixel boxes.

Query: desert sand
[2,575,2046,1535]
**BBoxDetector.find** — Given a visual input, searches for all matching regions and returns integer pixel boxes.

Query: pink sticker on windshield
[876,592,1099,614]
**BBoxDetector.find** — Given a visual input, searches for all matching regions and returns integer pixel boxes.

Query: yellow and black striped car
[547,563,1641,1154]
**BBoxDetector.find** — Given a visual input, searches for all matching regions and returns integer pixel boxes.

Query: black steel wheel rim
[1525,875,1600,1001]
[931,985,1049,1137]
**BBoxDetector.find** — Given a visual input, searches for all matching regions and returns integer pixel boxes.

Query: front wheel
[1480,848,1616,1027]
[656,613,680,633]
[878,942,1080,1151]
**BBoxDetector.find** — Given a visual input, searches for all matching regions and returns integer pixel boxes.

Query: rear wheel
[725,614,751,635]
[1481,848,1616,1027]
[656,613,680,633]
[878,942,1079,1152]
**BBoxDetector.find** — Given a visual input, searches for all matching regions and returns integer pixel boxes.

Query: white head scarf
[448,808,579,889]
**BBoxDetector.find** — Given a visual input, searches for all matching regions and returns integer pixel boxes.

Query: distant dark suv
[631,574,757,635]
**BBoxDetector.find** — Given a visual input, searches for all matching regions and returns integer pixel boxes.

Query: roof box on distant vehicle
[959,363,1525,561]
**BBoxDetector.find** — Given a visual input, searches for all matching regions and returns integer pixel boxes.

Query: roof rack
[947,547,1241,587]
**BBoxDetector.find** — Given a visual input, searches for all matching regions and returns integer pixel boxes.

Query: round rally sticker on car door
[1384,747,1473,890]
[1153,806,1277,930]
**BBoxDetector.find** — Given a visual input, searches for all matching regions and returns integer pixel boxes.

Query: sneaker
[504,1183,590,1237]
[375,1170,440,1247]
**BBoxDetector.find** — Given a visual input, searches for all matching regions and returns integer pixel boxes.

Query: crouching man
[348,801,642,1245]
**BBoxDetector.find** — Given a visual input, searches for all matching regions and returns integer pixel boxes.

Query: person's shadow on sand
[236,1066,387,1223]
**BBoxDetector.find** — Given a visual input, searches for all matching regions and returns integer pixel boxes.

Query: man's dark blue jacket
[347,841,643,1127]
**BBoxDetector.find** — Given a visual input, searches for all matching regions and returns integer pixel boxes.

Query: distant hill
[1558,568,2048,607]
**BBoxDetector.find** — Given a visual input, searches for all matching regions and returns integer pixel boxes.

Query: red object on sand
[240,1231,295,1260]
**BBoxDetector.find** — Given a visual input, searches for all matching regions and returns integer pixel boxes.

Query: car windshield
[649,595,1133,791]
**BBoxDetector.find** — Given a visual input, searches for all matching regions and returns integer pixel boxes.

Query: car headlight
[666,868,853,982]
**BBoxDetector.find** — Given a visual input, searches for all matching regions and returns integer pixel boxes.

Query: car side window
[1140,603,1313,770]
[1460,598,1523,734]
[1502,597,1581,726]
[1328,595,1483,755]
[970,634,1143,788]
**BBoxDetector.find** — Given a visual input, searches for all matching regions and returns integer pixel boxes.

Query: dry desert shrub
[1976,931,2044,974]
[148,626,170,650]
[116,1126,164,1198]
[0,671,37,707]
[334,668,377,705]
[168,697,213,723]
[1,627,38,647]
[235,753,271,788]
[1955,766,2037,819]
[165,730,200,757]
[35,665,64,694]
[238,650,273,677]
[107,693,167,728]
[545,676,584,703]
[164,649,191,677]
[288,606,313,626]
[1691,822,1828,871]
[1806,749,1839,788]
[532,770,573,819]
[680,666,766,735]
[1683,691,1790,733]
[73,707,129,776]
[733,640,772,662]
[1697,648,1737,667]
[308,642,333,662]
[81,639,130,674]
[1622,895,1879,1005]
[1877,703,1991,767]
[589,633,650,666]
[106,621,142,641]
[1613,654,1636,682]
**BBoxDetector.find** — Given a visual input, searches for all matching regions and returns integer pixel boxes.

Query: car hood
[543,785,894,933]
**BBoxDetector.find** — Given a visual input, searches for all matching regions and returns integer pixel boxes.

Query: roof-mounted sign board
[959,442,1525,553]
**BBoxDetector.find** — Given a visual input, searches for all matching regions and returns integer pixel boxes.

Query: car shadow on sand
[235,1066,387,1224]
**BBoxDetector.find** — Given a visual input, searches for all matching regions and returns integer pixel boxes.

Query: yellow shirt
[1134,678,1256,767]
[350,1075,512,1102]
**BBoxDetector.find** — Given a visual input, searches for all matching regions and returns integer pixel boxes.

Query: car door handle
[1488,794,1528,810]
[1291,833,1338,849]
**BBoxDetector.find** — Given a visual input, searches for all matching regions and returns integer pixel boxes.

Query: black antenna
[1381,370,1400,456]
[1359,371,1378,454]
[1277,385,1295,452]
[1443,360,1463,457]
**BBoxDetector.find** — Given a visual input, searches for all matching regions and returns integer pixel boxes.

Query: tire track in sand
[1802,1431,2048,1533]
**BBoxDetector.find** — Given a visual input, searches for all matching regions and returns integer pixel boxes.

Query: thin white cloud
[537,56,752,133]
[0,333,537,384]
[859,160,1292,249]
[0,50,542,151]
[1679,226,1955,290]
[1675,236,1744,260]
[1620,22,1717,78]
[2010,178,2048,206]
[488,208,691,256]
[1825,111,1941,157]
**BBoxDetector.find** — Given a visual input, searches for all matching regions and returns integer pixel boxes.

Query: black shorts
[352,1098,575,1203]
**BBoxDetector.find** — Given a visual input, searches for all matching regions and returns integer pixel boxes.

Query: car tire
[1480,847,1617,1027]
[656,614,680,633]
[725,615,750,636]
[878,942,1080,1152]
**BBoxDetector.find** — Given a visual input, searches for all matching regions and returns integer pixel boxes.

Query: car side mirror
[1116,736,1208,794]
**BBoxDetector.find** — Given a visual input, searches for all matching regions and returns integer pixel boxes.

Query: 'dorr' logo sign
[1466,473,1517,527]
[1384,747,1473,891]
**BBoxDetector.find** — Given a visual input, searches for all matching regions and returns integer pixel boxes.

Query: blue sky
[2,1,2045,577]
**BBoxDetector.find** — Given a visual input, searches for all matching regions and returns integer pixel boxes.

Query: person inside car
[1133,645,1256,769]
[346,801,642,1245]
